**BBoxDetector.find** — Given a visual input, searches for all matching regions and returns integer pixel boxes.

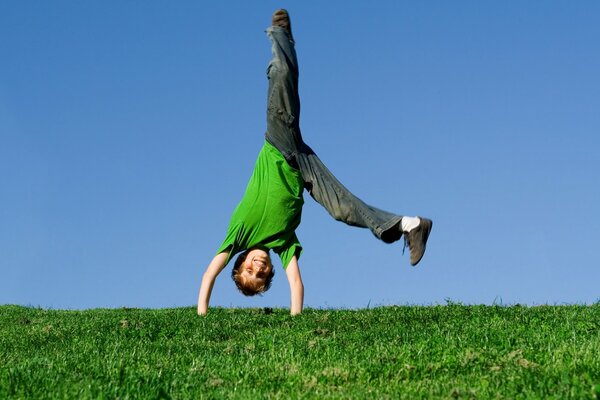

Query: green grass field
[1,304,599,399]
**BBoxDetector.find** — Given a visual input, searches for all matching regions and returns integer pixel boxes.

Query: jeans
[265,27,403,243]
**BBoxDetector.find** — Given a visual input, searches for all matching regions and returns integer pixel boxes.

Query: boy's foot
[272,9,293,36]
[404,217,432,266]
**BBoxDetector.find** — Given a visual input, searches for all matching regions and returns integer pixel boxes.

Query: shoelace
[402,235,411,255]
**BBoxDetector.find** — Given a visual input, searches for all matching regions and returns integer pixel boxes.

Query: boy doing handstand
[197,10,432,315]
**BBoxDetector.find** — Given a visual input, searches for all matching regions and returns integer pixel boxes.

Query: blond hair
[231,250,275,296]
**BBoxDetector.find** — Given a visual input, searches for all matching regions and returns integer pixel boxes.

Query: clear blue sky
[1,2,599,310]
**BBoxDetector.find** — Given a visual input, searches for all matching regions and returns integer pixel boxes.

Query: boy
[197,10,432,316]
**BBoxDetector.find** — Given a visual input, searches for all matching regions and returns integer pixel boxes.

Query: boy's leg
[265,16,303,167]
[297,140,433,265]
[296,147,404,243]
[264,12,403,241]
[264,10,431,262]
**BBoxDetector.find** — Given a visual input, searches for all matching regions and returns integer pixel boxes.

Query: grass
[1,304,599,399]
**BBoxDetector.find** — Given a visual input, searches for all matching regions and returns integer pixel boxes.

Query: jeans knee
[327,199,354,223]
[268,100,295,126]
[268,61,292,83]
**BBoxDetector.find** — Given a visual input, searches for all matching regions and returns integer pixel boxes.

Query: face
[240,248,273,285]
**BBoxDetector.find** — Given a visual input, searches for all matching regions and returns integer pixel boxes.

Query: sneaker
[272,9,293,36]
[404,217,432,266]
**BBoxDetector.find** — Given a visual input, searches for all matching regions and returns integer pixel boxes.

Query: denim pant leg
[296,147,403,242]
[264,27,303,166]
[264,27,403,243]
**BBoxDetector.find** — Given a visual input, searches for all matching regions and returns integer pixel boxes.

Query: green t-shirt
[217,140,304,269]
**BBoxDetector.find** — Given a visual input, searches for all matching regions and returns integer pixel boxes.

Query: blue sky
[1,1,599,310]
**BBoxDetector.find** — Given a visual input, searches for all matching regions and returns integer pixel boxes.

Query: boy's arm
[197,251,229,315]
[285,255,304,315]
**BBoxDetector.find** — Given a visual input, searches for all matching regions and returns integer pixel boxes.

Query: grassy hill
[1,304,599,399]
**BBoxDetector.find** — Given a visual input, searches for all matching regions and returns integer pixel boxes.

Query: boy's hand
[285,256,304,315]
[197,252,229,315]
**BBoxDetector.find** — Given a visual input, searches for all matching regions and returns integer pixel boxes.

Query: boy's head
[231,247,275,296]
